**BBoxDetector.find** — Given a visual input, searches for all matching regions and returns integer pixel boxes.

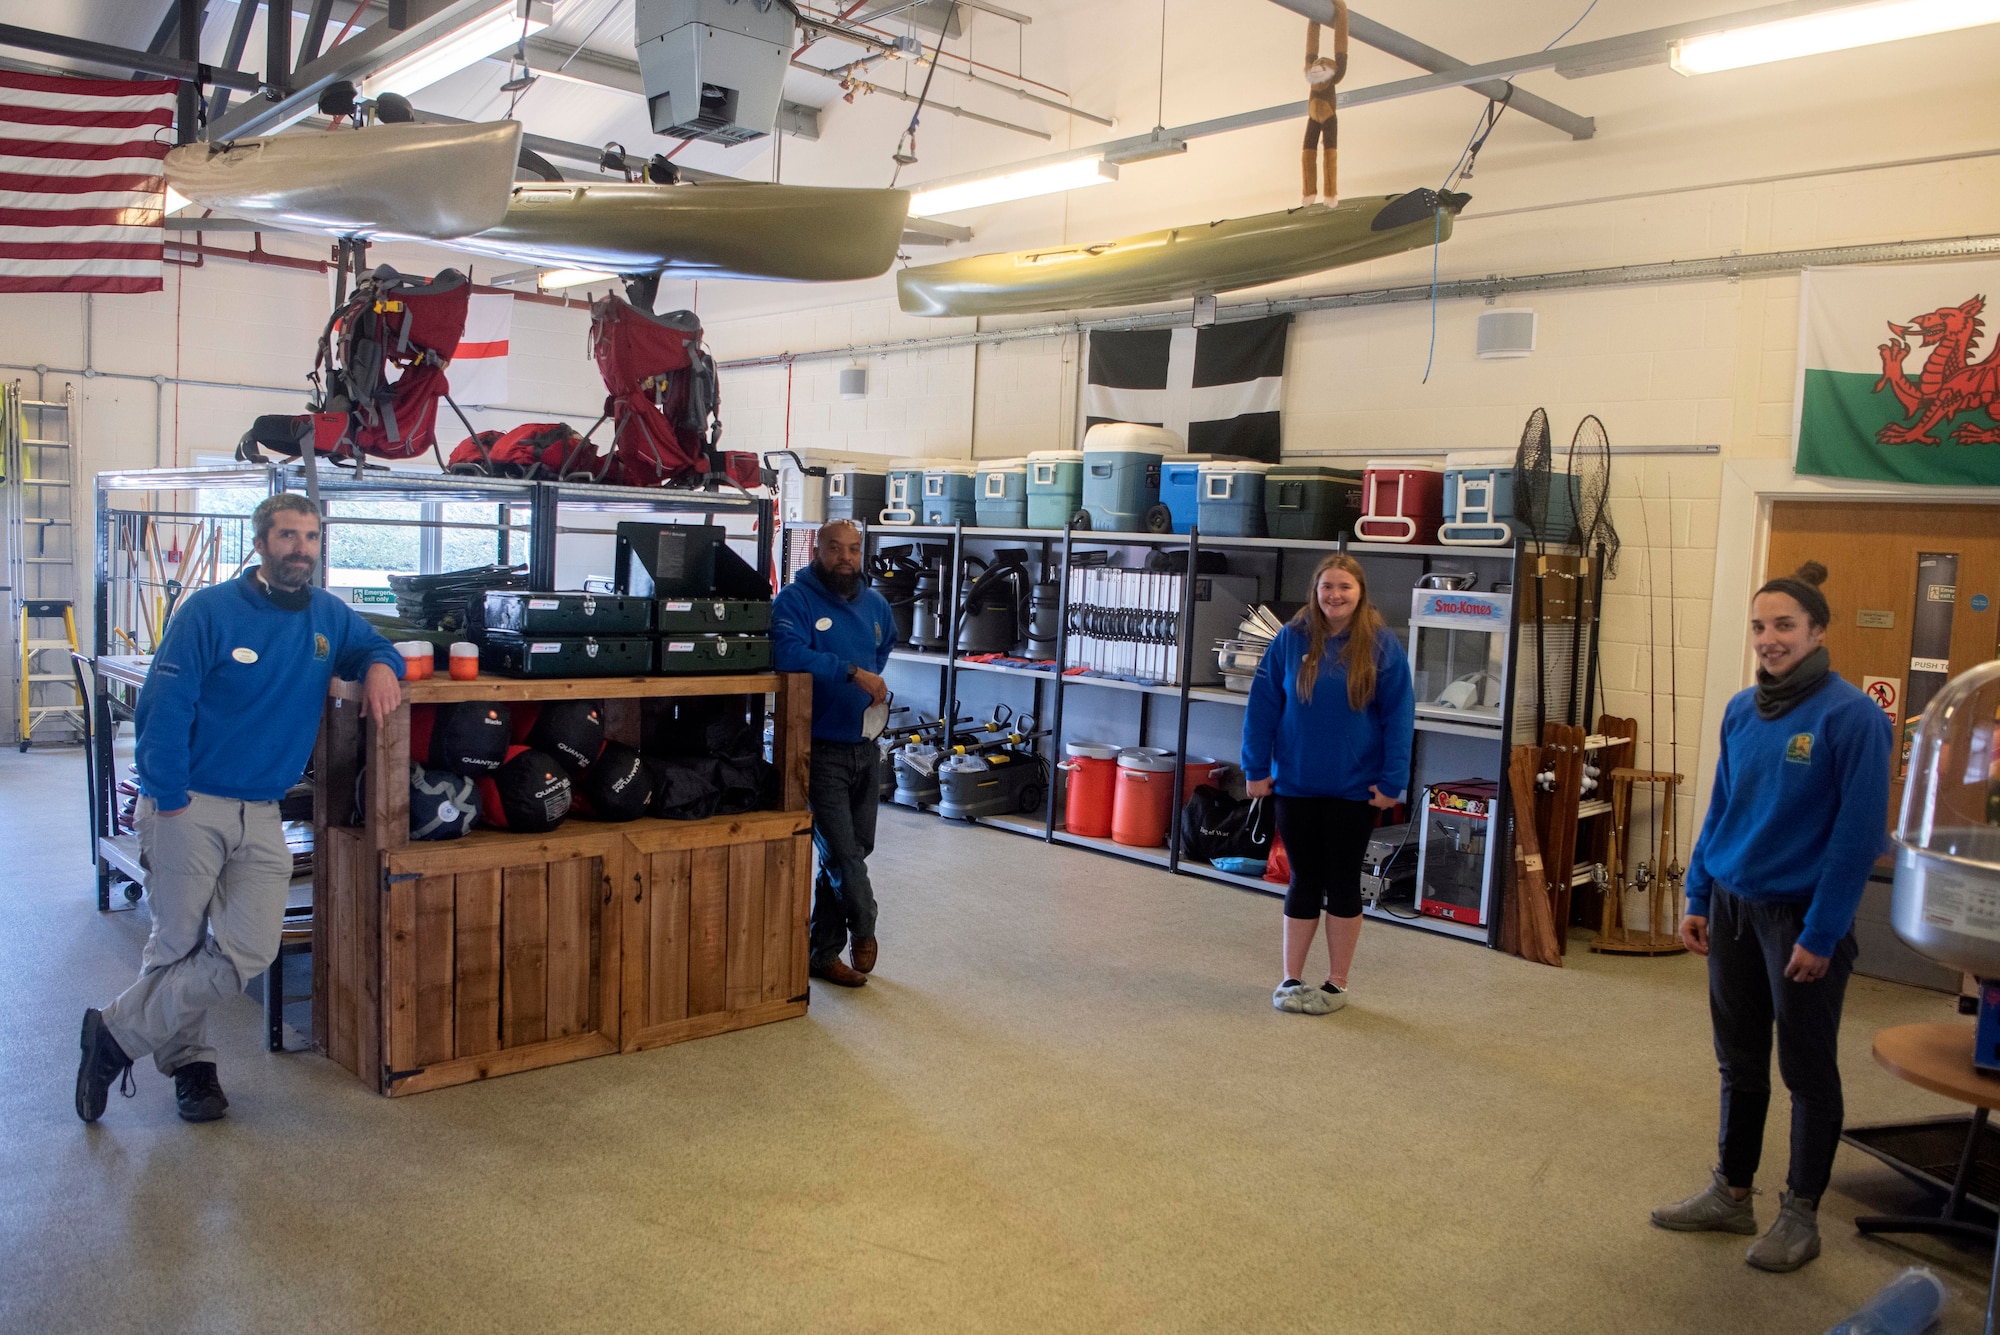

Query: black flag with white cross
[1083,314,1290,463]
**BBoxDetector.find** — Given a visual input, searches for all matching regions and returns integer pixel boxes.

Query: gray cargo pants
[101,793,292,1075]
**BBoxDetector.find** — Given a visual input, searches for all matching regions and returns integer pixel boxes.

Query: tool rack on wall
[86,463,774,913]
[836,517,1591,949]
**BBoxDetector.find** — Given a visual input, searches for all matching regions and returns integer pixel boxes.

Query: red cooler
[1355,460,1444,544]
[1058,741,1119,837]
[1112,748,1178,847]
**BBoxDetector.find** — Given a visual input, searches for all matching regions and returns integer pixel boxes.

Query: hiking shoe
[810,958,867,988]
[1273,980,1311,1013]
[172,1062,229,1123]
[850,937,878,975]
[1300,982,1347,1015]
[75,1008,134,1123]
[1651,1168,1757,1235]
[1745,1192,1821,1272]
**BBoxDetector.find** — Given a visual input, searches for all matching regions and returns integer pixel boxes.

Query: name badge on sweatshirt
[815,617,833,631]
[231,647,258,664]
[1785,733,1814,764]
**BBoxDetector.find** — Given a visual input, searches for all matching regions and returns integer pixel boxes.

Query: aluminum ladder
[4,382,82,747]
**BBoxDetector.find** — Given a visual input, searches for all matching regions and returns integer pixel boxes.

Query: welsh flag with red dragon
[1794,260,2000,486]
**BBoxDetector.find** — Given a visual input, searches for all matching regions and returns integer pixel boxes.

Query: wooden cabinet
[314,671,813,1095]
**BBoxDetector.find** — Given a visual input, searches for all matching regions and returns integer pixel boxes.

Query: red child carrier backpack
[237,266,471,466]
[588,295,722,488]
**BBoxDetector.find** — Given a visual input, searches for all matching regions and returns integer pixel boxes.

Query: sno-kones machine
[1892,660,2000,1073]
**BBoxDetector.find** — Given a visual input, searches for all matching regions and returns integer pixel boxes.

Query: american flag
[0,70,177,294]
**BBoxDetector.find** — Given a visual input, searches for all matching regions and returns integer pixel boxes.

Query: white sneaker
[1272,980,1311,1013]
[1300,983,1347,1015]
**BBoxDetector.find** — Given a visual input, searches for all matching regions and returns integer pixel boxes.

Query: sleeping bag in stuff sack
[348,763,479,839]
[422,701,512,776]
[573,741,650,821]
[644,754,720,821]
[446,422,607,480]
[474,746,572,832]
[525,699,605,773]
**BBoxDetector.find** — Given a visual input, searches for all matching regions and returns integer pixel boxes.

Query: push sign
[1412,588,1511,628]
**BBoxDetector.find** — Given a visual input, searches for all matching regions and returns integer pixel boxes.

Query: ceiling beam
[0,20,263,89]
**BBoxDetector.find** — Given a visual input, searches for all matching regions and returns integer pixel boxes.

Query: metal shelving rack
[852,518,1564,948]
[87,463,773,912]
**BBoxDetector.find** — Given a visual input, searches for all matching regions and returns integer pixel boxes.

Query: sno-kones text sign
[1794,261,2000,487]
[1411,589,1512,629]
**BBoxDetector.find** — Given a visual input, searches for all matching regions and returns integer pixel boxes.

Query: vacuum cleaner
[955,547,1032,656]
[936,722,1051,821]
[869,545,921,647]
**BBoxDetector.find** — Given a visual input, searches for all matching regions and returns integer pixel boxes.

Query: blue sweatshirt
[771,563,896,742]
[135,571,404,811]
[1684,674,1892,957]
[1241,621,1415,802]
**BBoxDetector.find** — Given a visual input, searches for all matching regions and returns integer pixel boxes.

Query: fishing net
[1567,413,1619,577]
[1513,406,1553,549]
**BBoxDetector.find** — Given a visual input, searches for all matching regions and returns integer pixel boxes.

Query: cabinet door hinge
[382,871,421,892]
[383,1065,425,1085]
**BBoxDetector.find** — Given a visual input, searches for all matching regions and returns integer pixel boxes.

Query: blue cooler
[1157,455,1219,534]
[921,463,978,526]
[881,457,931,525]
[1080,423,1184,533]
[1026,449,1084,529]
[1197,460,1270,537]
[974,458,1028,528]
[1440,450,1516,546]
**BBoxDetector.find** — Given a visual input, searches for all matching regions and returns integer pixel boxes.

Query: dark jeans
[809,740,880,968]
[1274,795,1377,919]
[1708,883,1858,1201]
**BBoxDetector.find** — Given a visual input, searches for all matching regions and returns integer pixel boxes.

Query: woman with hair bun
[1651,561,1891,1273]
[1242,553,1415,1015]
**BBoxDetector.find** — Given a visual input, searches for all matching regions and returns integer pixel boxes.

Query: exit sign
[349,588,396,605]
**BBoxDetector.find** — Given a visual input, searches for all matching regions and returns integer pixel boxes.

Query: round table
[1865,1022,2000,1334]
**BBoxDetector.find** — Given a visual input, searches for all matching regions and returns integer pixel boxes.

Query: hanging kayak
[897,187,1468,318]
[165,121,523,241]
[450,181,913,283]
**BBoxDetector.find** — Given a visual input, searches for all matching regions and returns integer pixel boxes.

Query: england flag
[1083,314,1290,462]
[448,291,514,406]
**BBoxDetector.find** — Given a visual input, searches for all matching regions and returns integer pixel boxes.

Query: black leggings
[1274,795,1376,920]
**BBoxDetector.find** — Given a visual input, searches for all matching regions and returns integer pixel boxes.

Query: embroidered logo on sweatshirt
[314,633,329,660]
[1785,732,1814,764]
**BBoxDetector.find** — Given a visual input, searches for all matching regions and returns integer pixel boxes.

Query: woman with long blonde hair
[1242,553,1414,1014]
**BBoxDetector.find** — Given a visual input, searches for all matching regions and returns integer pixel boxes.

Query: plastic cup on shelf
[448,641,479,681]
[396,641,432,681]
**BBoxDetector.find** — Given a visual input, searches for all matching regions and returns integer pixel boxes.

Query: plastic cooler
[1081,423,1185,533]
[1112,747,1177,847]
[1157,455,1219,534]
[880,457,934,525]
[921,463,978,526]
[1197,460,1270,537]
[1355,460,1445,544]
[1439,450,1516,546]
[1264,464,1365,540]
[974,458,1028,528]
[1058,741,1119,838]
[826,466,886,523]
[1026,449,1085,529]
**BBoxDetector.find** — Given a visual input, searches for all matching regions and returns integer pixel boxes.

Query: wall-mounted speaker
[1476,308,1537,360]
[839,367,868,400]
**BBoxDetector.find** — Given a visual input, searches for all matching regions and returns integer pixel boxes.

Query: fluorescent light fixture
[538,268,618,290]
[908,157,1118,216]
[362,0,552,98]
[1671,0,2000,74]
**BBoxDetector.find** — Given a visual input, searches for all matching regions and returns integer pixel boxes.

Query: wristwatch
[845,663,859,682]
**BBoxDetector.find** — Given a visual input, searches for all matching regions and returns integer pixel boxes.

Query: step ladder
[4,381,82,747]
[17,598,80,749]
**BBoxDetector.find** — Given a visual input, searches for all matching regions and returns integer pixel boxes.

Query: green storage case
[482,591,654,635]
[1263,465,1365,540]
[655,634,774,675]
[479,634,655,677]
[655,598,772,634]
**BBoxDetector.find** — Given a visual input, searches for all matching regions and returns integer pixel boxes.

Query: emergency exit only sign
[1862,675,1900,723]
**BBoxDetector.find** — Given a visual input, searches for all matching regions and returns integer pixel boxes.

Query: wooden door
[1765,500,2000,818]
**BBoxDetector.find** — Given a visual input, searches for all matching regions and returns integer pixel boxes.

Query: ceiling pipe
[1266,1,1594,140]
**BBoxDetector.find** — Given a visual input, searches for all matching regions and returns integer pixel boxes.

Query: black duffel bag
[1178,785,1274,863]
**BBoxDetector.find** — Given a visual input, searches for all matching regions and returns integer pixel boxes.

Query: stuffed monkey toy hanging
[1303,4,1348,207]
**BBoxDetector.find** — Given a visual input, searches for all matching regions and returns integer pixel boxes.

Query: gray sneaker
[1299,983,1347,1015]
[1272,980,1311,1013]
[1745,1192,1821,1272]
[1651,1169,1758,1235]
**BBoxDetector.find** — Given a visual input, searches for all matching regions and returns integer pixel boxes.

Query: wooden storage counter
[313,671,813,1096]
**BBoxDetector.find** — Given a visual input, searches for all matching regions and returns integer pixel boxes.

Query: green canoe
[897,188,1468,317]
[452,180,913,283]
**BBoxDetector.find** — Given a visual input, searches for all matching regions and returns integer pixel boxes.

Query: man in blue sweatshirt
[1651,562,1891,1271]
[77,494,403,1125]
[771,518,895,989]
